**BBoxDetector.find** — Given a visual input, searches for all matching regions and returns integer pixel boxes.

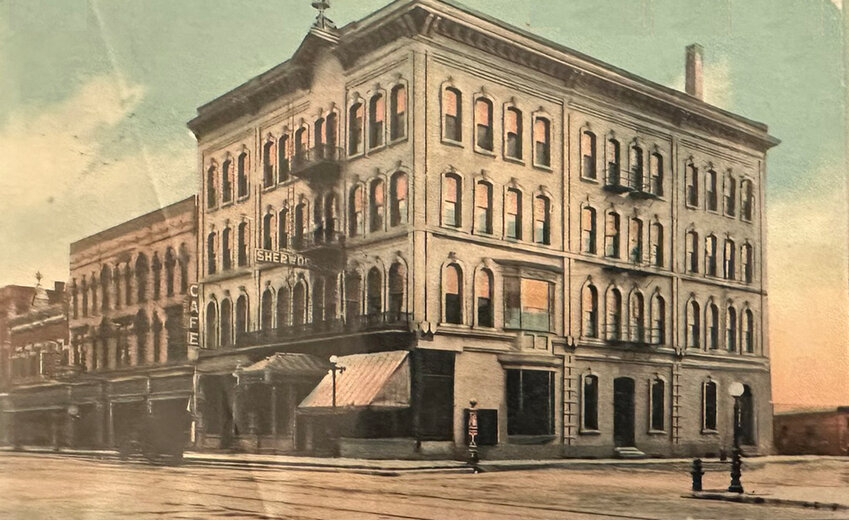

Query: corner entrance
[613,377,635,447]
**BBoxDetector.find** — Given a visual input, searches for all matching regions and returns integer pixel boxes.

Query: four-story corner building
[189,0,777,458]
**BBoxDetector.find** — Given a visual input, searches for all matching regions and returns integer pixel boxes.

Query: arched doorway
[613,377,635,447]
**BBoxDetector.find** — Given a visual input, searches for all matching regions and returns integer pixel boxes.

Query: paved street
[0,453,848,519]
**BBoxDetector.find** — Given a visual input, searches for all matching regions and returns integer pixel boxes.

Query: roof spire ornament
[311,0,335,30]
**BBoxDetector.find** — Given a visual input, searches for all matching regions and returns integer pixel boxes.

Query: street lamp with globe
[728,381,745,493]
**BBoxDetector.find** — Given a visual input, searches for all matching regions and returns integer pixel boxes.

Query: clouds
[670,55,734,109]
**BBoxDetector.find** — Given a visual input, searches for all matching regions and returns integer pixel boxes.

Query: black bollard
[691,458,705,492]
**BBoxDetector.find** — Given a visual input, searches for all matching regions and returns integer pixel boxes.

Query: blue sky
[0,0,845,408]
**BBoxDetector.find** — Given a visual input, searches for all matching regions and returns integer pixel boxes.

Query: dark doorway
[613,377,635,447]
[740,385,756,446]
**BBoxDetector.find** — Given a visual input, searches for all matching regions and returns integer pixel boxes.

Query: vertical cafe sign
[187,284,200,349]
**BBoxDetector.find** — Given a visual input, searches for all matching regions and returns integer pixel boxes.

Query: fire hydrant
[691,458,704,492]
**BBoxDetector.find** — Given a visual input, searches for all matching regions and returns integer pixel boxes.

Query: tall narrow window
[582,284,599,338]
[314,118,325,154]
[476,269,493,327]
[324,193,338,239]
[686,163,699,207]
[630,144,644,190]
[607,138,621,185]
[742,243,753,283]
[237,152,248,199]
[165,249,175,297]
[349,102,364,155]
[605,211,620,258]
[261,290,273,330]
[294,203,306,248]
[443,87,462,142]
[707,303,719,349]
[237,222,248,267]
[505,188,522,239]
[742,180,755,221]
[278,208,289,249]
[534,195,551,245]
[278,134,290,182]
[475,98,493,151]
[650,152,663,196]
[443,263,463,324]
[235,295,248,337]
[706,169,718,211]
[606,288,622,341]
[276,288,290,329]
[442,173,462,228]
[220,228,231,272]
[582,207,597,254]
[293,282,306,326]
[263,140,275,188]
[582,375,599,430]
[505,107,522,159]
[390,85,406,141]
[262,213,273,250]
[326,112,338,150]
[294,127,307,158]
[388,263,405,319]
[151,255,160,301]
[369,178,385,232]
[124,267,132,305]
[344,272,362,323]
[312,277,325,323]
[369,93,385,149]
[703,381,717,431]
[686,231,699,273]
[724,239,736,280]
[743,309,754,353]
[687,300,700,348]
[630,292,645,343]
[390,172,408,226]
[206,302,218,349]
[475,181,493,234]
[726,306,738,352]
[533,117,551,167]
[581,130,597,179]
[349,185,365,236]
[135,255,148,303]
[629,218,643,264]
[650,378,665,431]
[207,166,217,208]
[101,266,111,311]
[650,222,664,267]
[651,294,665,345]
[221,159,232,203]
[366,267,382,317]
[705,235,718,276]
[724,172,736,216]
[325,274,338,321]
[81,278,88,317]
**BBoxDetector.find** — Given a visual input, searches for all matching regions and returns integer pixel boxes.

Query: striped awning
[298,350,410,414]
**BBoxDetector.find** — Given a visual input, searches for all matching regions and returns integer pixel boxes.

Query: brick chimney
[685,44,703,100]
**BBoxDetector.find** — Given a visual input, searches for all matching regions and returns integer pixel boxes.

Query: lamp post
[728,381,745,494]
[329,355,346,408]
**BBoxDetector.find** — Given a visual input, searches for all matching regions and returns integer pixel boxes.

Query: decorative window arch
[686,299,701,348]
[686,230,699,273]
[278,133,291,182]
[206,164,218,208]
[262,138,276,188]
[581,128,597,179]
[706,167,718,211]
[629,141,644,191]
[325,111,339,151]
[442,172,462,228]
[262,212,274,250]
[222,157,233,203]
[686,160,699,207]
[628,217,643,264]
[606,136,621,185]
[741,178,755,221]
[724,238,736,280]
[294,201,307,247]
[533,115,551,167]
[650,150,664,196]
[220,297,232,348]
[474,179,493,234]
[582,282,599,338]
[581,373,599,431]
[726,305,738,352]
[504,105,523,160]
[581,205,597,255]
[442,86,462,142]
[650,292,665,345]
[368,91,386,149]
[237,221,249,267]
[724,170,737,216]
[742,242,754,283]
[505,187,522,239]
[743,308,755,353]
[475,267,494,327]
[606,286,622,341]
[237,151,249,199]
[349,183,365,236]
[349,99,364,155]
[650,221,664,267]
[705,234,718,276]
[706,301,719,349]
[533,193,551,245]
[278,207,289,249]
[314,116,325,151]
[629,290,645,343]
[220,227,231,271]
[390,171,408,227]
[294,124,309,158]
[390,83,407,141]
[206,300,218,349]
[649,376,665,431]
[443,262,463,324]
[474,96,494,152]
[369,177,386,232]
[604,210,620,258]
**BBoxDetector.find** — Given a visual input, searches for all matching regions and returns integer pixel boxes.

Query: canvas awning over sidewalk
[235,353,329,385]
[298,350,410,415]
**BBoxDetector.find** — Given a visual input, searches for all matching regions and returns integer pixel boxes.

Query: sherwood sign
[255,248,312,267]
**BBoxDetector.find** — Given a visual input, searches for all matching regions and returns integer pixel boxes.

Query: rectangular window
[703,382,717,431]
[650,379,665,431]
[507,369,554,436]
[582,375,599,430]
[504,277,552,332]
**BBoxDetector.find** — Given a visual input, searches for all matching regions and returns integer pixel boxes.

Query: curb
[687,491,849,512]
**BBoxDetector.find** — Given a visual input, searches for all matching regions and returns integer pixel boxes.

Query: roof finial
[311,0,335,30]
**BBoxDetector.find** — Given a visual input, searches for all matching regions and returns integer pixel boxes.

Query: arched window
[703,380,718,431]
[686,231,699,273]
[151,254,161,300]
[100,265,111,312]
[686,162,699,207]
[276,287,290,329]
[475,181,493,234]
[581,130,597,179]
[705,234,718,276]
[742,243,753,283]
[505,188,522,239]
[605,211,620,258]
[687,300,700,348]
[651,294,665,345]
[442,173,462,228]
[650,378,665,431]
[650,152,663,196]
[237,222,248,267]
[324,275,337,321]
[582,206,597,254]
[263,140,276,188]
[369,93,385,149]
[81,277,88,317]
[630,292,645,343]
[294,126,308,158]
[152,313,162,364]
[534,195,551,245]
[312,277,325,323]
[390,84,407,141]
[443,263,463,324]
[278,208,289,249]
[237,152,248,199]
[179,244,189,294]
[314,117,324,151]
[349,101,364,155]
[388,263,406,319]
[607,138,621,185]
[742,179,755,221]
[582,284,598,338]
[278,134,290,182]
[707,303,719,349]
[206,302,218,349]
[630,143,644,191]
[582,374,599,431]
[293,282,307,326]
[366,267,382,317]
[221,298,233,347]
[390,172,408,227]
[475,268,493,327]
[726,306,738,352]
[71,280,79,319]
[90,276,98,316]
[325,112,338,150]
[235,295,248,338]
[628,218,643,264]
[606,288,622,341]
[442,87,462,142]
[349,185,364,236]
[743,309,754,353]
[505,106,522,159]
[344,272,362,323]
[261,289,273,330]
[724,172,736,217]
[533,116,551,167]
[650,222,664,267]
[135,254,149,303]
[165,248,175,296]
[324,192,339,239]
[262,213,274,250]
[294,203,306,248]
[724,238,736,280]
[706,168,718,211]
[206,165,217,207]
[369,178,385,232]
[474,98,493,151]
[124,265,132,305]
[222,159,233,203]
[221,228,231,271]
